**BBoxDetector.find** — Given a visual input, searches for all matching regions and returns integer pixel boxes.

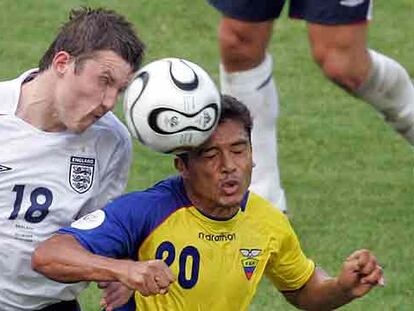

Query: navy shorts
[39,300,81,311]
[208,0,372,25]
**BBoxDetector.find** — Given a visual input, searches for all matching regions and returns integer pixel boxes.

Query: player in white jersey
[0,7,146,311]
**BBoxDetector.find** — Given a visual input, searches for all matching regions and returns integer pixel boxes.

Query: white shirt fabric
[0,69,132,310]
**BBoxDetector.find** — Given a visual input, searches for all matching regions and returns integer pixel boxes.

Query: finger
[145,276,161,295]
[105,297,124,311]
[97,281,110,289]
[361,265,383,286]
[154,274,174,289]
[99,297,107,308]
[137,284,151,297]
[378,275,385,287]
[106,286,133,307]
[102,291,116,306]
[343,256,361,273]
[356,251,371,269]
[359,257,377,276]
[347,249,369,263]
[348,250,377,274]
[160,264,175,282]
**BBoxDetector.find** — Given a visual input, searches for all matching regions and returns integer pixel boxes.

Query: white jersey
[0,69,132,310]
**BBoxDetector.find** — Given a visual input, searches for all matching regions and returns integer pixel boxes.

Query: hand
[98,281,133,311]
[117,259,175,297]
[337,249,384,299]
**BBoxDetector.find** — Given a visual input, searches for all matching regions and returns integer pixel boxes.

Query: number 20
[156,241,200,289]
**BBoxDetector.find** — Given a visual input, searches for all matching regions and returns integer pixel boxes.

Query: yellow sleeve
[265,219,315,291]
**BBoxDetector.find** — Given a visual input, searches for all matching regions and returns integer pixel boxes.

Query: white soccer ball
[123,58,221,153]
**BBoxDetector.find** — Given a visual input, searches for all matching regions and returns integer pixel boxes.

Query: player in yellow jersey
[33,95,384,311]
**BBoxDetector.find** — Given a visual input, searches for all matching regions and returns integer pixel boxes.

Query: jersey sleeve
[265,219,315,291]
[59,196,146,260]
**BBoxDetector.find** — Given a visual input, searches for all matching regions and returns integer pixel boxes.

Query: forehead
[84,50,133,78]
[202,119,248,147]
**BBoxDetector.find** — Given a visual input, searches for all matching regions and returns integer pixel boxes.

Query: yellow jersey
[61,176,315,311]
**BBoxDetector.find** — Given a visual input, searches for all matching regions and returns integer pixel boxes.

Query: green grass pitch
[0,0,413,310]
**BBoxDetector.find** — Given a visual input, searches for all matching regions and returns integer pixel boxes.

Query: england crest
[69,156,95,194]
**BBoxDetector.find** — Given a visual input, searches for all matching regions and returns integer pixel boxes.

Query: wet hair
[177,94,253,164]
[38,7,145,72]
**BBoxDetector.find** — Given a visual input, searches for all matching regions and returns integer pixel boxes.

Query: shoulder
[0,69,37,115]
[94,112,131,143]
[243,191,292,233]
[0,79,15,114]
[105,176,189,225]
[89,112,132,155]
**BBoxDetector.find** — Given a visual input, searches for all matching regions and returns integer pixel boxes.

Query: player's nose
[102,87,119,112]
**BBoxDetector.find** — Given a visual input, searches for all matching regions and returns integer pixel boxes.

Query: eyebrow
[102,70,115,83]
[197,146,218,155]
[197,139,249,154]
[103,69,129,92]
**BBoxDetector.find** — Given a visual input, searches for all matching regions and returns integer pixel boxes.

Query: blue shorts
[208,0,372,25]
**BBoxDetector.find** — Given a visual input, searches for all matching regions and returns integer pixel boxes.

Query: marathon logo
[198,232,236,242]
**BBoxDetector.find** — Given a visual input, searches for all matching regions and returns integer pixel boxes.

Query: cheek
[69,75,104,99]
[238,159,253,184]
[192,168,220,192]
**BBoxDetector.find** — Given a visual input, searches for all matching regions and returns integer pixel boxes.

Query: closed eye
[99,76,110,86]
[231,142,248,154]
[202,151,218,159]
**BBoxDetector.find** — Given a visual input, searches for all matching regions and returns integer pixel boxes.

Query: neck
[183,181,240,220]
[16,71,64,132]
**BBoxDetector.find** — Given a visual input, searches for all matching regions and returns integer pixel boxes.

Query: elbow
[31,236,63,279]
[31,243,49,274]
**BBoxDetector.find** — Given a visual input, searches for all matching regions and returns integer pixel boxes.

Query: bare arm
[32,234,175,296]
[282,249,384,310]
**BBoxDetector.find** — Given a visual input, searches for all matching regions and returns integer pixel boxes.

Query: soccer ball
[123,58,221,153]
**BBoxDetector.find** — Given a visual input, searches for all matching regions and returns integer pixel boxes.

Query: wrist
[334,277,355,302]
[87,255,126,283]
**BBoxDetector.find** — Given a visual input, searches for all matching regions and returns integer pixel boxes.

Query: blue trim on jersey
[240,191,249,212]
[194,191,250,220]
[59,176,192,260]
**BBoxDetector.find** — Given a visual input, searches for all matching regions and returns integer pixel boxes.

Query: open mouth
[221,179,239,195]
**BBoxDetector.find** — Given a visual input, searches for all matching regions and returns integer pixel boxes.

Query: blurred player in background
[33,95,383,310]
[0,7,147,311]
[208,0,414,214]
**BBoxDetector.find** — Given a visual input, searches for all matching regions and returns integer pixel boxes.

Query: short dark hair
[177,94,253,164]
[39,7,145,72]
[219,94,252,141]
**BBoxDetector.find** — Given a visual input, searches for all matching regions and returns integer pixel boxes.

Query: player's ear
[52,51,72,76]
[174,157,188,177]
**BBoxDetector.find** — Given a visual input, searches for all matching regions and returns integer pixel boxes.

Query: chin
[219,196,243,208]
